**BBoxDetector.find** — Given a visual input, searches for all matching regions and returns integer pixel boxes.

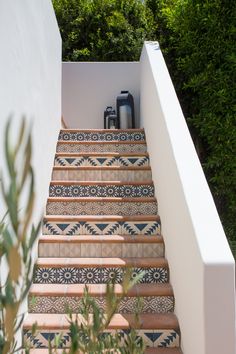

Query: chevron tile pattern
[23,328,180,349]
[55,155,150,167]
[23,128,181,351]
[43,220,161,235]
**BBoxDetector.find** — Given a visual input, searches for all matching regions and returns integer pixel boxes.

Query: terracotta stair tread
[55,152,149,157]
[23,313,179,330]
[60,128,145,133]
[44,215,160,222]
[50,180,153,185]
[57,140,146,145]
[53,165,151,170]
[47,196,157,202]
[36,257,168,268]
[29,283,173,297]
[145,349,182,354]
[38,234,164,243]
[28,350,182,354]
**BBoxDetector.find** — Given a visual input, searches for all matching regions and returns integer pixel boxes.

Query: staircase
[23,129,182,354]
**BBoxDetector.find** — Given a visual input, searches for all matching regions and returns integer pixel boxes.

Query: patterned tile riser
[54,156,150,167]
[43,221,161,236]
[56,143,147,153]
[52,169,152,182]
[49,184,155,198]
[33,267,168,284]
[38,242,164,258]
[46,201,158,216]
[28,295,174,314]
[23,329,180,348]
[58,131,146,142]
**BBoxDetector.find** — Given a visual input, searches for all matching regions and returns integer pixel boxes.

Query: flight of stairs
[23,129,182,354]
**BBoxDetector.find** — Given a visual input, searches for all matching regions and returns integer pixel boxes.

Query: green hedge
[53,0,236,248]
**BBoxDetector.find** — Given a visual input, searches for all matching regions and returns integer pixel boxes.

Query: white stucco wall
[140,42,236,354]
[0,0,61,223]
[62,62,140,129]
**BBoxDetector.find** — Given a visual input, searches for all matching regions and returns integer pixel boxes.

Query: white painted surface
[140,42,236,354]
[62,62,140,128]
[0,0,61,223]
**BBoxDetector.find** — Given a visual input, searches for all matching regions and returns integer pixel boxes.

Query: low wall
[62,62,140,129]
[140,42,235,354]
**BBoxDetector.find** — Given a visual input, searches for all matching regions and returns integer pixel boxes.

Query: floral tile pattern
[33,266,168,284]
[29,295,174,314]
[43,220,161,236]
[49,183,155,198]
[56,143,147,153]
[58,131,146,142]
[23,329,180,348]
[54,155,150,167]
[46,200,158,216]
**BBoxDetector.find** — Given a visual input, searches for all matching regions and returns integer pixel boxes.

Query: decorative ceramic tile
[38,241,164,258]
[56,143,147,154]
[38,243,59,257]
[59,243,81,257]
[43,220,161,236]
[33,267,168,284]
[52,169,152,182]
[29,295,174,314]
[58,131,146,142]
[49,184,155,198]
[23,329,179,348]
[54,156,149,167]
[101,243,123,257]
[46,201,158,216]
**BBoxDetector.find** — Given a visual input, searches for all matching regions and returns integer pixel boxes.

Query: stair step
[28,283,174,314]
[38,234,164,258]
[55,154,150,167]
[28,349,183,354]
[49,180,155,198]
[52,165,152,182]
[33,257,169,284]
[57,141,147,153]
[23,313,180,349]
[46,197,158,216]
[58,129,146,142]
[43,215,161,236]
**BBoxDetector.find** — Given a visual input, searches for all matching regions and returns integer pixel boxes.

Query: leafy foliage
[147,0,236,243]
[52,0,156,61]
[47,269,145,353]
[0,119,40,353]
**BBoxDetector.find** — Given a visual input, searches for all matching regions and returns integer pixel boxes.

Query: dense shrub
[147,0,236,242]
[53,0,156,61]
[53,0,236,246]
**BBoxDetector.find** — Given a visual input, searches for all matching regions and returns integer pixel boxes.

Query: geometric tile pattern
[52,168,152,182]
[58,130,146,142]
[33,267,169,284]
[38,241,165,258]
[23,329,180,348]
[43,220,161,236]
[54,155,150,167]
[28,295,174,314]
[46,200,158,216]
[49,183,155,198]
[56,143,147,153]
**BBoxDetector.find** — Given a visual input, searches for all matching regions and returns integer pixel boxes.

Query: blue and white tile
[58,131,146,142]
